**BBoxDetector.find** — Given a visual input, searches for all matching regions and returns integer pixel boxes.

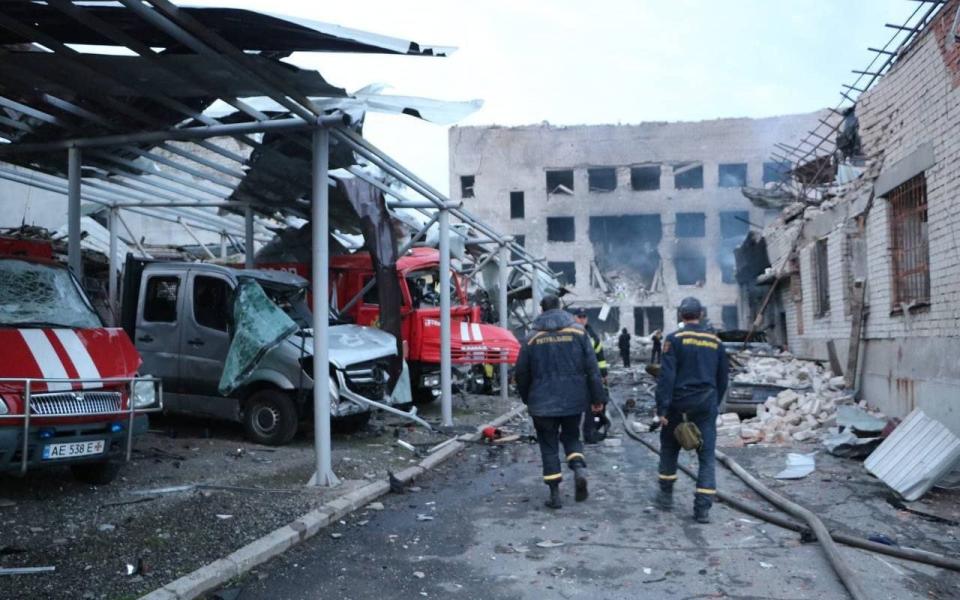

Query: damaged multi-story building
[449,113,822,335]
[736,1,960,432]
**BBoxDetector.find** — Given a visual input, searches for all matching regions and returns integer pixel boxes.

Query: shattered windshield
[405,268,461,308]
[258,283,312,329]
[0,259,100,329]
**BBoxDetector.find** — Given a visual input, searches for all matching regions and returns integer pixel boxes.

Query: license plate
[42,440,106,460]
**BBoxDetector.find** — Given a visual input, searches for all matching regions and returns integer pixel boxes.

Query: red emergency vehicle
[262,248,519,402]
[0,239,161,483]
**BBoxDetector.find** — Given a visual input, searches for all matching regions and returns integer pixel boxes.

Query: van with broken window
[121,260,412,446]
[0,239,161,484]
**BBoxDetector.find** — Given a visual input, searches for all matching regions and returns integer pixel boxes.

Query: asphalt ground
[211,412,959,600]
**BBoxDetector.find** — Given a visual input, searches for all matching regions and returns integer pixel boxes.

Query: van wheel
[332,412,372,433]
[243,390,298,446]
[71,460,121,485]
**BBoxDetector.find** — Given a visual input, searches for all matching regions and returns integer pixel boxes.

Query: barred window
[888,174,929,308]
[812,238,830,317]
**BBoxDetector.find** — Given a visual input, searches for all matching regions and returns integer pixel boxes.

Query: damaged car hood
[291,324,398,369]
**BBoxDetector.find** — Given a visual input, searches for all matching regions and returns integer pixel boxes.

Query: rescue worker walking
[654,297,728,523]
[516,295,606,509]
[573,308,608,444]
[617,327,631,367]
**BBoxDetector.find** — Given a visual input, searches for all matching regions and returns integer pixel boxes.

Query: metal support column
[244,204,254,268]
[220,233,228,259]
[67,147,82,279]
[439,207,453,427]
[309,128,339,487]
[498,243,510,403]
[108,207,119,321]
[531,263,543,322]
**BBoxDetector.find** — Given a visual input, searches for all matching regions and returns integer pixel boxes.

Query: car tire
[70,460,121,485]
[332,411,372,433]
[243,390,298,446]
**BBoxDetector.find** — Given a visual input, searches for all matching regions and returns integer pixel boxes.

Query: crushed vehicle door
[179,271,235,418]
[135,270,183,392]
[218,279,298,397]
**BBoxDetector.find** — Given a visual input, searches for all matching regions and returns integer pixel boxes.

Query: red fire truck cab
[328,248,520,402]
[0,240,161,483]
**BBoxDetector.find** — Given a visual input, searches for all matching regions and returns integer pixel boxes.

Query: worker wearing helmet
[573,307,609,444]
[515,295,606,509]
[654,297,729,523]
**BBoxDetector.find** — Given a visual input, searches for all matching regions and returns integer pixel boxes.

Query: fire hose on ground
[608,399,960,598]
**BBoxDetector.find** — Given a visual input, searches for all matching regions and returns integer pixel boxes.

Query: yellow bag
[674,413,702,450]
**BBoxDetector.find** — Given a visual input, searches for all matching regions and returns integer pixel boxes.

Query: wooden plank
[844,281,867,388]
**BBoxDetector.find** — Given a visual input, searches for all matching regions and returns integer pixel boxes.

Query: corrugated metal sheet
[865,409,960,501]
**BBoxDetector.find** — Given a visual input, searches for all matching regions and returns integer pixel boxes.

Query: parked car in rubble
[0,238,161,484]
[121,259,408,445]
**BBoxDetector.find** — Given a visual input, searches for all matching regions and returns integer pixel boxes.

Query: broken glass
[0,258,100,328]
[218,279,298,396]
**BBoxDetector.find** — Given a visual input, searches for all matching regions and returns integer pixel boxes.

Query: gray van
[122,260,410,445]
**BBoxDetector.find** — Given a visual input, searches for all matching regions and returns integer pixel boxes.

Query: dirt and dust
[0,392,513,600]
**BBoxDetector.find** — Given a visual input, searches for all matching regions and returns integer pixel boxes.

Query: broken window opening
[719,211,750,239]
[589,215,662,289]
[460,175,475,198]
[721,305,739,331]
[673,162,703,190]
[547,216,576,242]
[588,167,617,192]
[631,165,660,191]
[510,191,525,219]
[813,238,830,317]
[193,275,230,332]
[675,212,706,238]
[719,163,748,188]
[144,275,180,323]
[546,169,574,195]
[763,161,791,185]
[633,305,664,336]
[845,225,866,315]
[718,210,750,284]
[674,245,706,286]
[547,261,576,286]
[888,174,930,308]
[582,306,620,335]
[511,234,526,261]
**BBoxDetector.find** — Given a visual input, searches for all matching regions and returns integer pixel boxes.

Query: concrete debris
[535,540,565,548]
[774,453,816,479]
[368,502,385,511]
[732,353,829,390]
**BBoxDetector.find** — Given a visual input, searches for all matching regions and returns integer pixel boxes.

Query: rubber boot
[545,482,562,509]
[693,494,712,523]
[572,464,589,502]
[654,481,673,511]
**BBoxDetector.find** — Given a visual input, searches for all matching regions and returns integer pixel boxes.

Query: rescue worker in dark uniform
[573,308,608,444]
[618,327,631,367]
[516,295,606,509]
[654,297,729,523]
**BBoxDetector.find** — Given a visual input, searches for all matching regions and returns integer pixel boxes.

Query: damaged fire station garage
[1,1,960,600]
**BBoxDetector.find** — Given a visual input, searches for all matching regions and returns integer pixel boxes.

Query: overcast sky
[187,0,918,192]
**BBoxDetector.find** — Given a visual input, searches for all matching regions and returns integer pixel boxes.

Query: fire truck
[324,248,517,401]
[0,238,160,483]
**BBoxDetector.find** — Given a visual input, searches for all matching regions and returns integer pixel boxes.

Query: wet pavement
[213,409,959,600]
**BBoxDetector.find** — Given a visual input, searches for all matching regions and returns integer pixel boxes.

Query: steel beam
[244,205,255,268]
[439,207,453,427]
[309,128,338,487]
[498,243,510,403]
[67,147,82,279]
[108,207,119,321]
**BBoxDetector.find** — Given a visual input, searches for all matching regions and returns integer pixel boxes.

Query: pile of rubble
[731,353,834,390]
[720,352,888,447]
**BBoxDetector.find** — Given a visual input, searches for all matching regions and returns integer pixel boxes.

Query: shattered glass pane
[219,279,298,396]
[0,258,100,328]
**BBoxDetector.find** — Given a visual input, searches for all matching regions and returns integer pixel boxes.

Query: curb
[140,403,527,600]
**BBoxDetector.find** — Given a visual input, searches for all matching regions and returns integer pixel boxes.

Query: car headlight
[132,379,157,409]
[0,398,7,415]
[421,374,440,388]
